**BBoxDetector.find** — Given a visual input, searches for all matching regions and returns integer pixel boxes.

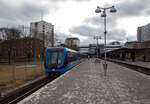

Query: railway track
[0,59,85,104]
[0,74,59,104]
[108,59,150,76]
[0,60,84,104]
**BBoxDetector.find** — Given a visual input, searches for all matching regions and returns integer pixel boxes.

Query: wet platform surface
[19,59,150,104]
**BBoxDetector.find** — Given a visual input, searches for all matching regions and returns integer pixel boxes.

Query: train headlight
[57,66,61,69]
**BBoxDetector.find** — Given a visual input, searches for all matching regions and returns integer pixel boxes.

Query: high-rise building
[30,20,54,47]
[65,37,80,47]
[65,37,80,51]
[137,26,142,42]
[137,23,150,42]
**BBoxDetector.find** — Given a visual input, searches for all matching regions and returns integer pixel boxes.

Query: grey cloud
[107,29,126,41]
[102,0,150,17]
[80,38,96,46]
[69,25,101,45]
[82,0,150,42]
[127,35,136,41]
[84,0,150,28]
[116,0,150,17]
[51,0,91,2]
[84,17,103,25]
[0,0,57,27]
[69,25,103,37]
[55,33,72,43]
[69,25,132,42]
[84,16,117,28]
[70,0,145,45]
[145,9,150,14]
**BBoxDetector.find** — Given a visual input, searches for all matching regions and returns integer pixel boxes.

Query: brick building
[124,41,142,48]
[125,40,150,48]
[0,37,44,60]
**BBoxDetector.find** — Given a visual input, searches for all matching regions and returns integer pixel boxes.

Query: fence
[0,57,44,97]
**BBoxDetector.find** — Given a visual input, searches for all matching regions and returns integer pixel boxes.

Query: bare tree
[0,28,21,63]
[6,28,21,40]
[18,25,30,38]
[0,28,8,40]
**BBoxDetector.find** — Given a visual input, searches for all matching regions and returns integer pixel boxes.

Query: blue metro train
[44,47,86,76]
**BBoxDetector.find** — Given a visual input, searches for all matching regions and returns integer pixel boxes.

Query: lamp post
[94,36,101,58]
[95,5,117,76]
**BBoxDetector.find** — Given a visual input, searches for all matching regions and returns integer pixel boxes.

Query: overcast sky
[0,0,150,45]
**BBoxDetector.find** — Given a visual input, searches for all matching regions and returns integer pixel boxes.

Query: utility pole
[94,36,101,58]
[51,25,54,47]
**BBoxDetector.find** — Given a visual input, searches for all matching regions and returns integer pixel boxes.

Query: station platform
[109,59,150,69]
[19,59,150,104]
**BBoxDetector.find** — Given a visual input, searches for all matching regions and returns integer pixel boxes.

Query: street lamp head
[101,11,106,17]
[110,6,117,13]
[95,6,101,13]
[98,36,101,39]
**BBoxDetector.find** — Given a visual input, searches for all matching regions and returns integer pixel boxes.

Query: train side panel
[44,47,86,75]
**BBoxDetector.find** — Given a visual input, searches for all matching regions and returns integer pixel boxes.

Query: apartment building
[30,20,54,47]
[137,23,150,42]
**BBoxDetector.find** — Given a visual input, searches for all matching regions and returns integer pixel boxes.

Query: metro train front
[44,47,68,75]
[44,47,81,76]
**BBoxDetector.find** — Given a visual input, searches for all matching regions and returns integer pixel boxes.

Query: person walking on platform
[88,55,90,60]
[131,52,135,62]
[143,55,146,62]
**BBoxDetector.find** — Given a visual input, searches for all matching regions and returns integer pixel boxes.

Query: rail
[0,59,85,104]
[0,74,59,104]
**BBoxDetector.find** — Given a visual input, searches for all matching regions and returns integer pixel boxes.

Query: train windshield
[47,51,63,66]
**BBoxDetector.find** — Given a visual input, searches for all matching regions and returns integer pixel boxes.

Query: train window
[47,51,63,66]
[47,53,51,65]
[51,52,57,65]
[58,52,62,65]
[67,52,73,62]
